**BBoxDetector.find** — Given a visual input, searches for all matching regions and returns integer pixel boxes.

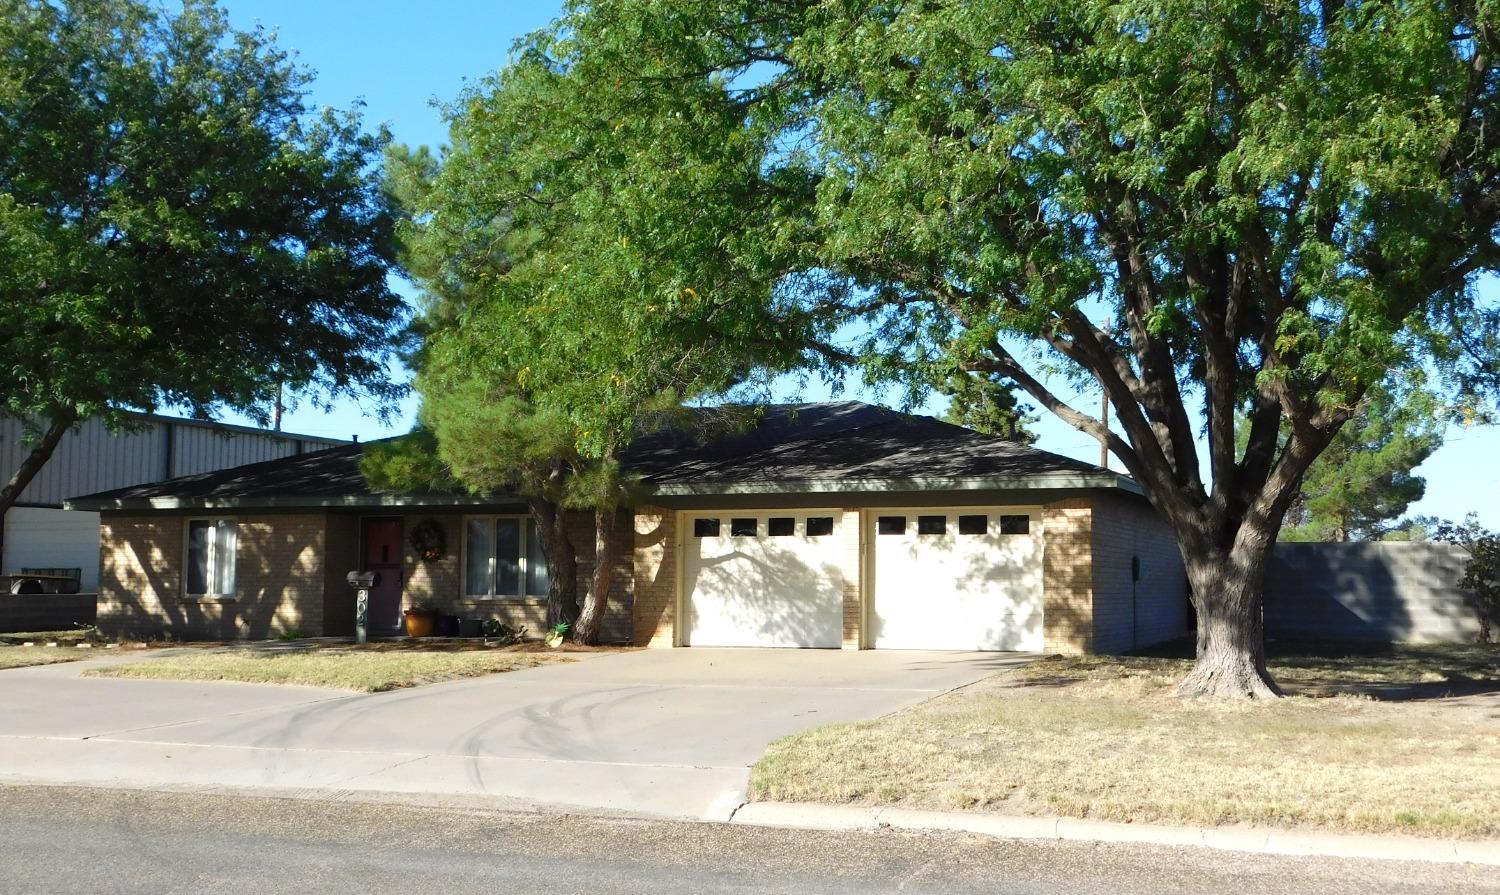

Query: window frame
[999,514,1032,535]
[916,515,947,536]
[182,516,237,600]
[461,513,551,601]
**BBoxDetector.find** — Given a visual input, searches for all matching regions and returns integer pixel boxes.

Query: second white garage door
[867,507,1043,651]
[682,511,845,648]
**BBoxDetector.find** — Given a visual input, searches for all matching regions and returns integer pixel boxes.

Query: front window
[465,516,550,599]
[186,518,236,597]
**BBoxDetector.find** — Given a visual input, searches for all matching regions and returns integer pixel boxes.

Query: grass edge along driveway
[751,645,1500,840]
[0,646,90,670]
[83,649,574,692]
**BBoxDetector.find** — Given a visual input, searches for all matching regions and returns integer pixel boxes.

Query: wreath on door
[408,518,447,562]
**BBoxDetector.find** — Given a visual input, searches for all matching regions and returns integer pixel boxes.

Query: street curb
[730,802,1500,866]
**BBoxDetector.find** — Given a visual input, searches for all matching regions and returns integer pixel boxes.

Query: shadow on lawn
[1122,637,1500,701]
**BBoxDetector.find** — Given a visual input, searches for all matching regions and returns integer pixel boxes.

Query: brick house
[66,402,1188,653]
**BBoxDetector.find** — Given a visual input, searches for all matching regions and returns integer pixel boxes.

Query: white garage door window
[683,511,845,648]
[868,508,1043,651]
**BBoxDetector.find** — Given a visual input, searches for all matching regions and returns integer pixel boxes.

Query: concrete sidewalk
[0,647,1020,820]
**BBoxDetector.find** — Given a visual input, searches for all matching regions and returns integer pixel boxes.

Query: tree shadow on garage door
[871,523,1042,652]
[685,546,845,648]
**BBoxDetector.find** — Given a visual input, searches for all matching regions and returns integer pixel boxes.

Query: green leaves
[0,0,406,433]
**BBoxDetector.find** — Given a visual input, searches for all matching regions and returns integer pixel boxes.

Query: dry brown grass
[752,646,1500,839]
[84,649,574,692]
[0,646,90,670]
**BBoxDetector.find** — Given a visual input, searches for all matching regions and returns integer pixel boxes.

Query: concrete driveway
[0,648,1028,819]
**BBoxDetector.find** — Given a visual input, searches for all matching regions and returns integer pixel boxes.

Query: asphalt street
[0,785,1489,895]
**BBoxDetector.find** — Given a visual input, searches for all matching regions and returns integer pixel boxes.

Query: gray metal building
[1,413,345,592]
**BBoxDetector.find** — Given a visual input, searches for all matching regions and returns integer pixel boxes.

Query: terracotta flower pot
[403,608,438,638]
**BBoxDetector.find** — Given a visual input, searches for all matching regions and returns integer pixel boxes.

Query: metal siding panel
[3,413,335,503]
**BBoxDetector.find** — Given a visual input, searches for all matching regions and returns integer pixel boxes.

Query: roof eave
[64,493,519,512]
[66,472,1141,512]
[644,471,1142,497]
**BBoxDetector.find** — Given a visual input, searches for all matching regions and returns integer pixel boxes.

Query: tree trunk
[1174,538,1283,699]
[0,410,78,519]
[528,497,577,629]
[572,507,621,645]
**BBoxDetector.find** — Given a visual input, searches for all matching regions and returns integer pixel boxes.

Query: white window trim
[183,516,237,600]
[461,514,549,601]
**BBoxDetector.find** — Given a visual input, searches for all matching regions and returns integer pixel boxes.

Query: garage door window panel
[917,515,946,536]
[693,518,721,538]
[767,517,796,537]
[805,516,834,537]
[877,516,907,535]
[959,514,987,535]
[730,518,758,537]
[1000,515,1031,535]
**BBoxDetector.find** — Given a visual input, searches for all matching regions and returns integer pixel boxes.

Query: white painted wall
[2,506,102,591]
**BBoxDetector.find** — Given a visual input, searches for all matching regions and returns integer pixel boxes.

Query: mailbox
[346,570,381,589]
[347,570,381,643]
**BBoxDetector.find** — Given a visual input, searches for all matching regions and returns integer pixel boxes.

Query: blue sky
[202,0,1499,527]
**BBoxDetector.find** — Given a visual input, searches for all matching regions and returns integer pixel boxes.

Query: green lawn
[84,649,573,692]
[752,644,1500,839]
[0,646,91,670]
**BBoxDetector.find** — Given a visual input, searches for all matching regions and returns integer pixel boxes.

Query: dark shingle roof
[625,402,1104,487]
[67,401,1131,510]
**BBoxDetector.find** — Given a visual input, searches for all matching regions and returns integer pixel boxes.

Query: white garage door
[868,507,1043,651]
[683,511,845,648]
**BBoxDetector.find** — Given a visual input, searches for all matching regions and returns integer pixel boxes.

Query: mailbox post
[346,571,381,644]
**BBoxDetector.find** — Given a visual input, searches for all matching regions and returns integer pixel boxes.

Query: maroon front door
[361,518,404,632]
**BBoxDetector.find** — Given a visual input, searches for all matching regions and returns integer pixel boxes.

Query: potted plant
[403,603,439,638]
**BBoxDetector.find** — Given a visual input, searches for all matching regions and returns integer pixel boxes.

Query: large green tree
[386,41,813,641]
[454,0,1500,695]
[0,0,406,523]
[1280,377,1445,542]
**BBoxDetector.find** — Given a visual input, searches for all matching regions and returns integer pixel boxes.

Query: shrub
[1433,514,1500,643]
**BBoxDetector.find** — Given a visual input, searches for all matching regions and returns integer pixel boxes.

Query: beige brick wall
[402,512,463,613]
[235,514,327,638]
[1042,498,1094,654]
[840,509,863,649]
[98,513,328,641]
[1090,494,1187,652]
[98,509,638,642]
[322,514,362,636]
[403,510,633,642]
[632,506,677,647]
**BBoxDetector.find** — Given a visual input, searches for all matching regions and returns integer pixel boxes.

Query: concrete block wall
[1266,541,1481,643]
[0,592,97,633]
[1089,493,1188,653]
